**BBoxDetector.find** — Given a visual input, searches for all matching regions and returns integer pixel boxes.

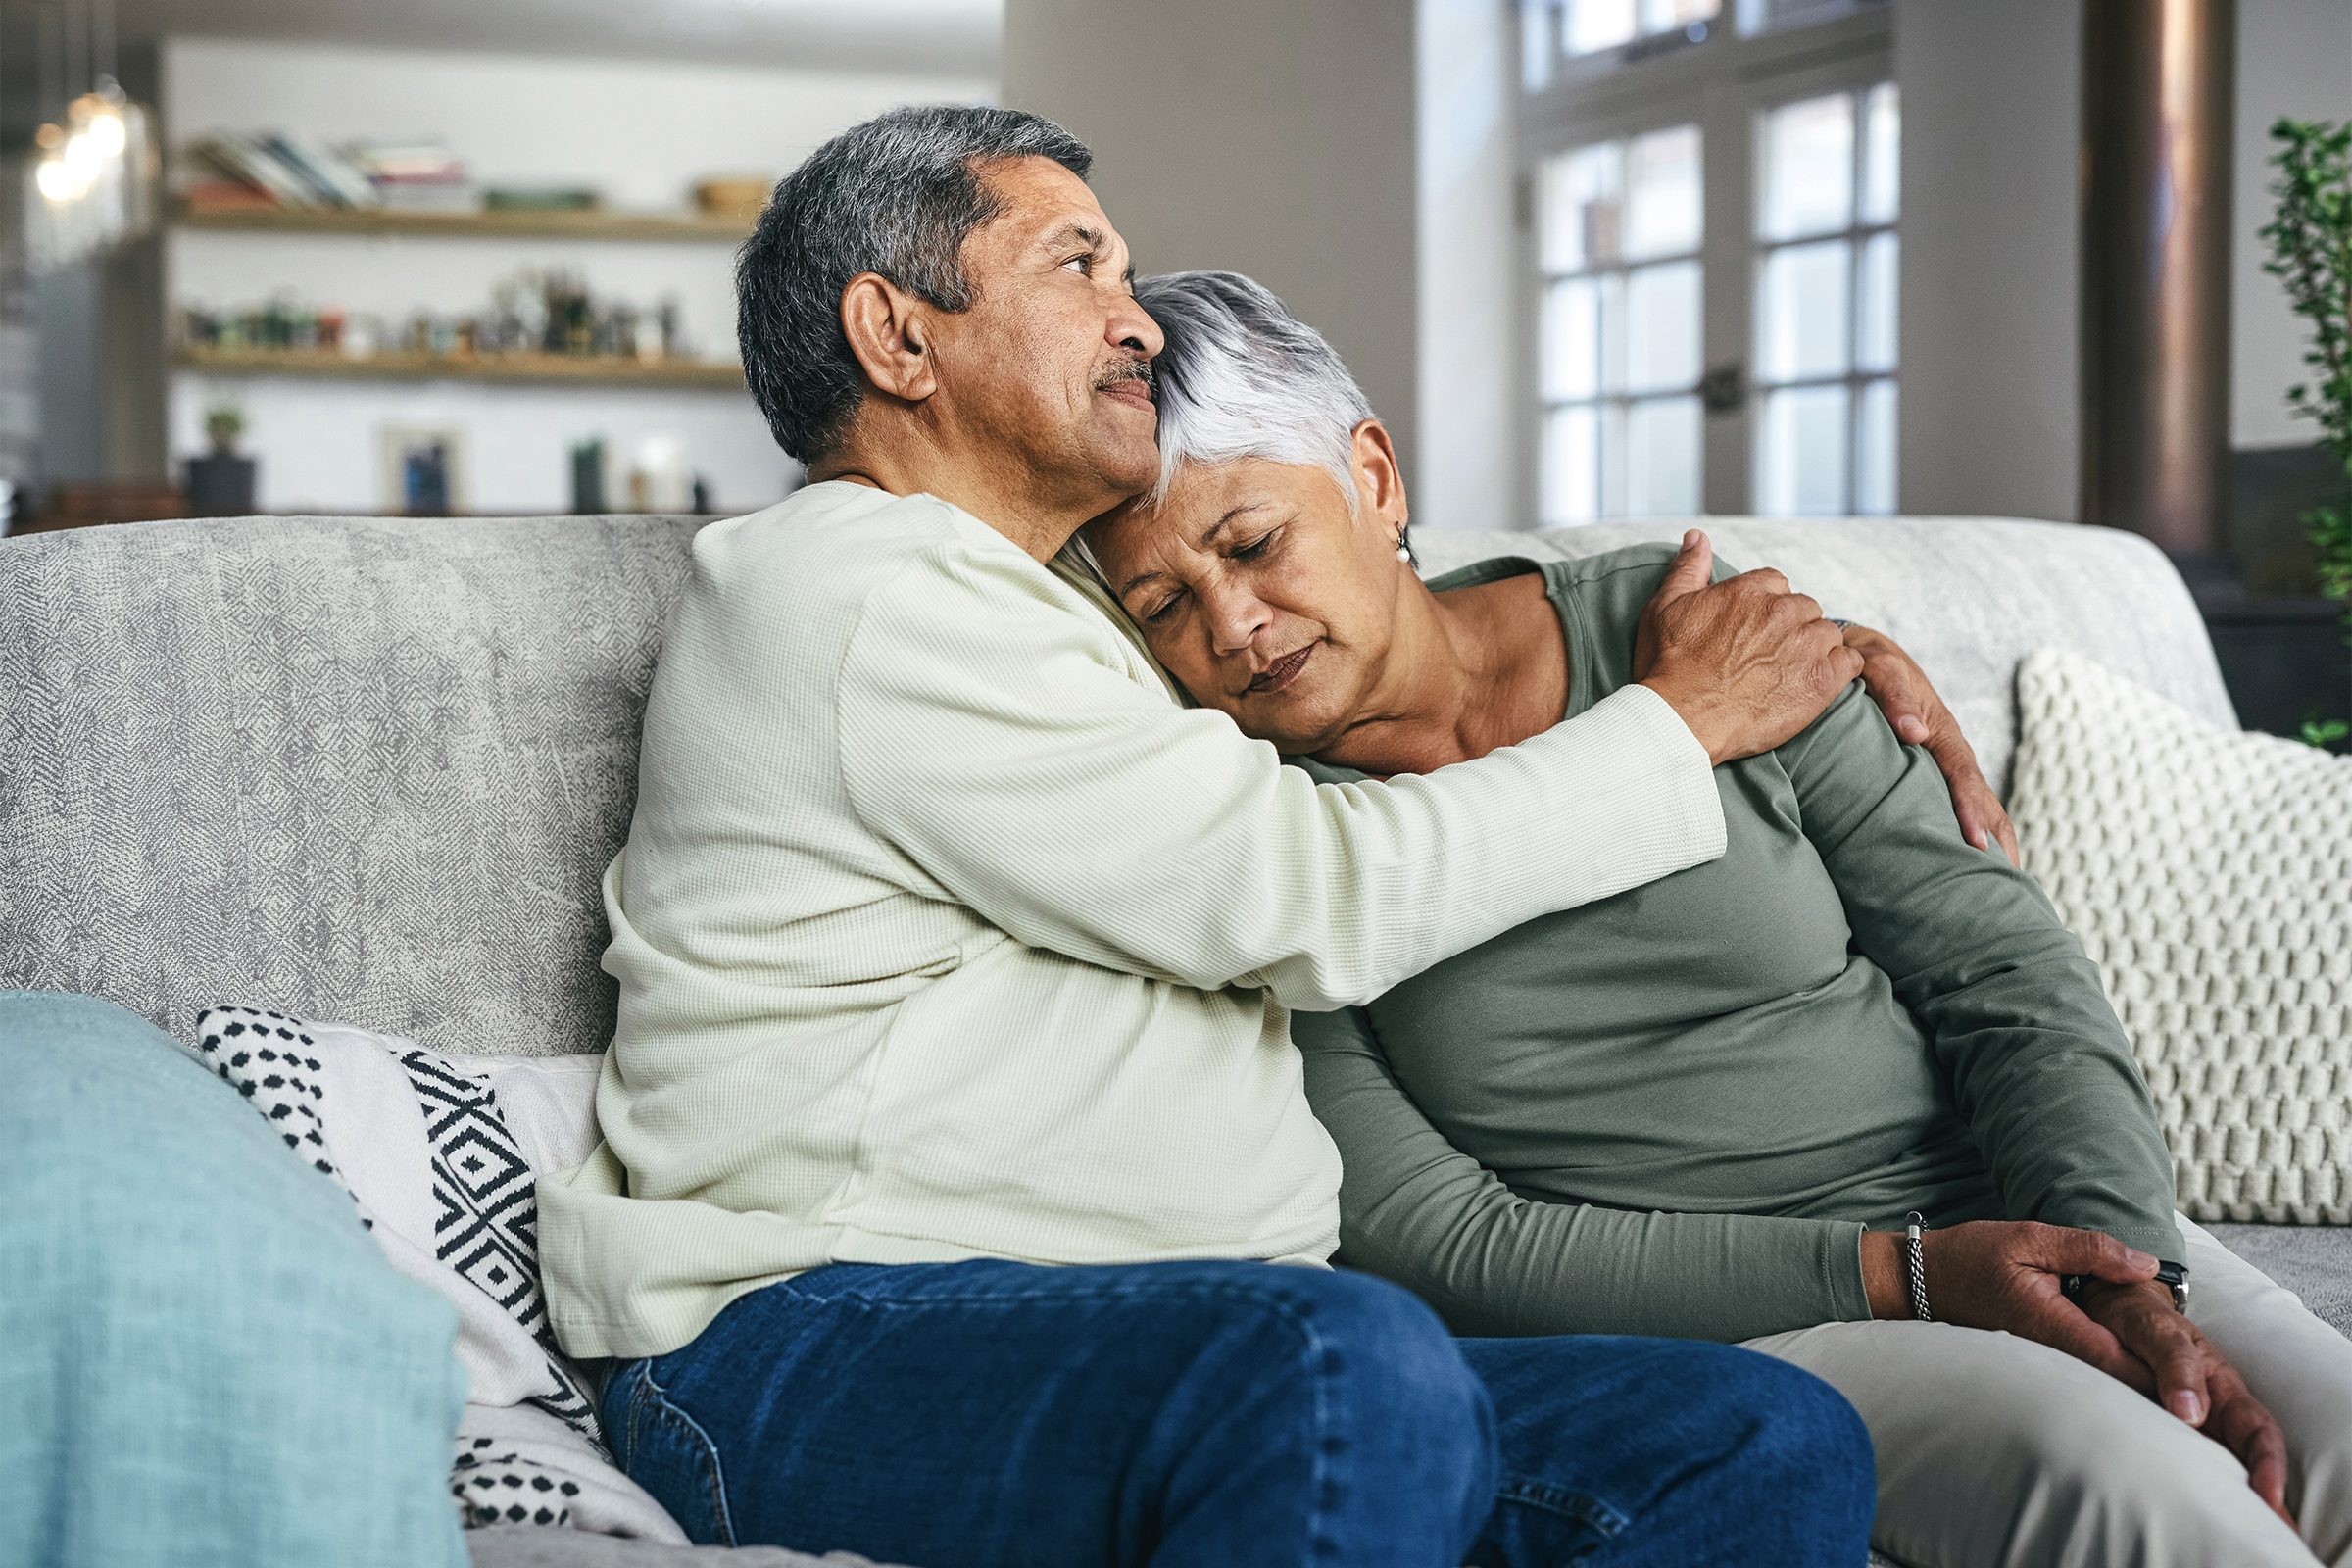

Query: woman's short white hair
[1059,270,1376,591]
[1134,270,1376,509]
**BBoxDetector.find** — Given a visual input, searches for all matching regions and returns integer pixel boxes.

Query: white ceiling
[49,0,1002,80]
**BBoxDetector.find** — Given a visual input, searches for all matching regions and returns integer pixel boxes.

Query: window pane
[1599,403,1630,516]
[1626,124,1702,260]
[1758,238,1851,382]
[1542,278,1601,401]
[1861,82,1899,225]
[1856,379,1896,514]
[1641,0,1721,31]
[1540,142,1622,273]
[1565,0,1637,54]
[1522,0,1560,92]
[1758,384,1850,515]
[1626,396,1703,515]
[1626,261,1701,392]
[1760,92,1854,241]
[1857,230,1897,373]
[1543,404,1601,524]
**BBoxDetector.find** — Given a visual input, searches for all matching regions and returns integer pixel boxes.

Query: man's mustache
[1095,357,1156,399]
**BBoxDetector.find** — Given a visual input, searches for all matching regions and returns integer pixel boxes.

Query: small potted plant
[2259,117,2352,746]
[184,401,257,516]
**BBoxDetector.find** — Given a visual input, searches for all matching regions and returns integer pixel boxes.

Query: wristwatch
[2063,1260,2190,1312]
[2155,1259,2191,1312]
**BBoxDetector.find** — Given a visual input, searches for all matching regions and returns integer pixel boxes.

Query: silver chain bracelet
[1904,1211,1933,1322]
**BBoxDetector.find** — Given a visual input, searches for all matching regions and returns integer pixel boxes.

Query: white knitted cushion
[2009,647,2352,1223]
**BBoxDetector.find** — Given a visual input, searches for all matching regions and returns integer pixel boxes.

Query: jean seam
[637,1358,739,1547]
[612,1363,645,1473]
[1494,1473,1629,1537]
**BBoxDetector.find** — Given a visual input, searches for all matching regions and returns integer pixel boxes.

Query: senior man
[539,105,1962,1568]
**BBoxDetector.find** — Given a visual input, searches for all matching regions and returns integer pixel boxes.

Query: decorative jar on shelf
[185,403,257,516]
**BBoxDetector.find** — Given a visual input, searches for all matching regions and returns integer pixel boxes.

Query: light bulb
[86,107,127,158]
[35,154,74,203]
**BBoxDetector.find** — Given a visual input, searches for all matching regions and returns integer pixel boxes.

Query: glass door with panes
[1521,0,1896,524]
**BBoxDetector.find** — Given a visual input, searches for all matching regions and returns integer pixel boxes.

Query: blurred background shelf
[174,346,747,389]
[172,204,756,244]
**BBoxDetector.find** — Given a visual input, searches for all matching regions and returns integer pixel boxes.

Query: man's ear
[840,272,939,405]
[1350,418,1409,529]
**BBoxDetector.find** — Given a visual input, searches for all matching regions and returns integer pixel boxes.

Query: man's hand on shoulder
[1634,530,1863,765]
[1841,622,2022,867]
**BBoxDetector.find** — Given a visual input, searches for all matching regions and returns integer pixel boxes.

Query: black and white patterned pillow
[454,1437,585,1530]
[189,1005,604,1517]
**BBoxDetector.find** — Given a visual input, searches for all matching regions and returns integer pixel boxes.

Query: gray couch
[2,511,2343,1568]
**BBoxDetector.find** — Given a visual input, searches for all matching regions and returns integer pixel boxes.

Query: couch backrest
[0,512,2232,1058]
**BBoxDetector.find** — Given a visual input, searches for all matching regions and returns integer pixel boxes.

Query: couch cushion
[2205,1223,2352,1338]
[0,514,702,1057]
[1412,517,2235,798]
[0,514,2231,1060]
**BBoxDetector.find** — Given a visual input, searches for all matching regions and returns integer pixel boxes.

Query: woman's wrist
[1859,1229,1913,1319]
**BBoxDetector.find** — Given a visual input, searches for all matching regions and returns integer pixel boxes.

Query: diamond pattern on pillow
[2009,647,2352,1223]
[184,1004,671,1537]
[395,1049,596,1439]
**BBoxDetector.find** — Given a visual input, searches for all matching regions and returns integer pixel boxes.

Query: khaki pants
[1742,1215,2352,1568]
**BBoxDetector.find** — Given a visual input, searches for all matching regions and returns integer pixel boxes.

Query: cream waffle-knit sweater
[538,480,1727,1360]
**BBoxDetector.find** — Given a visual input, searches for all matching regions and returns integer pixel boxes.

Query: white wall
[1004,0,1425,485]
[2231,0,2352,451]
[1415,0,1524,532]
[162,37,993,514]
[1895,0,2084,523]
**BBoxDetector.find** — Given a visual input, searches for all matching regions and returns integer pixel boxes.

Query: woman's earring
[1395,524,1411,564]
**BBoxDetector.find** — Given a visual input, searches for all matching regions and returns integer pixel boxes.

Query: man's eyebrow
[1040,220,1105,255]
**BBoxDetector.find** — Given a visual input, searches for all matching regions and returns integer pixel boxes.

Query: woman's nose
[1206,589,1271,657]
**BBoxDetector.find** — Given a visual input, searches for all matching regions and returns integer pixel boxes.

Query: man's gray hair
[1134,270,1376,509]
[737,104,1093,463]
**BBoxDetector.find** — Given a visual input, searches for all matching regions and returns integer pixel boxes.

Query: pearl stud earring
[1395,525,1412,563]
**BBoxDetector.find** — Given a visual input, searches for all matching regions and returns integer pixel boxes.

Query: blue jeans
[602,1258,1871,1568]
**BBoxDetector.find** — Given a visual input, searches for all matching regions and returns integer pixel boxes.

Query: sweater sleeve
[834,542,1727,1013]
[1780,681,2185,1260]
[1296,1003,1874,1341]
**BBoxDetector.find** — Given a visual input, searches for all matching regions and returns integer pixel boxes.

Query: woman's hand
[1859,1220,2159,1383]
[1840,623,2021,866]
[1864,1223,2295,1526]
[2073,1279,2296,1527]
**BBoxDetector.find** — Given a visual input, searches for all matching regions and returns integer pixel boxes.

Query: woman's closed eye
[1143,587,1188,624]
[1231,528,1280,563]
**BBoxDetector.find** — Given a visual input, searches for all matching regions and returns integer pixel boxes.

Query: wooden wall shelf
[172,204,755,244]
[175,346,747,390]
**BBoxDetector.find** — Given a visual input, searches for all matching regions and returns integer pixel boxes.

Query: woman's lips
[1248,643,1315,695]
[1102,381,1155,414]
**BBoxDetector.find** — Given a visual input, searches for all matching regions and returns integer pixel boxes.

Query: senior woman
[1072,270,2352,1568]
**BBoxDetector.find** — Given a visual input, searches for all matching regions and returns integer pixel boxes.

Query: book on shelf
[264,132,382,209]
[346,139,475,213]
[345,140,466,182]
[180,177,280,214]
[196,131,323,208]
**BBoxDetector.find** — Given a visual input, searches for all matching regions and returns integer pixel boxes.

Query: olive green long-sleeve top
[1291,545,2183,1344]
